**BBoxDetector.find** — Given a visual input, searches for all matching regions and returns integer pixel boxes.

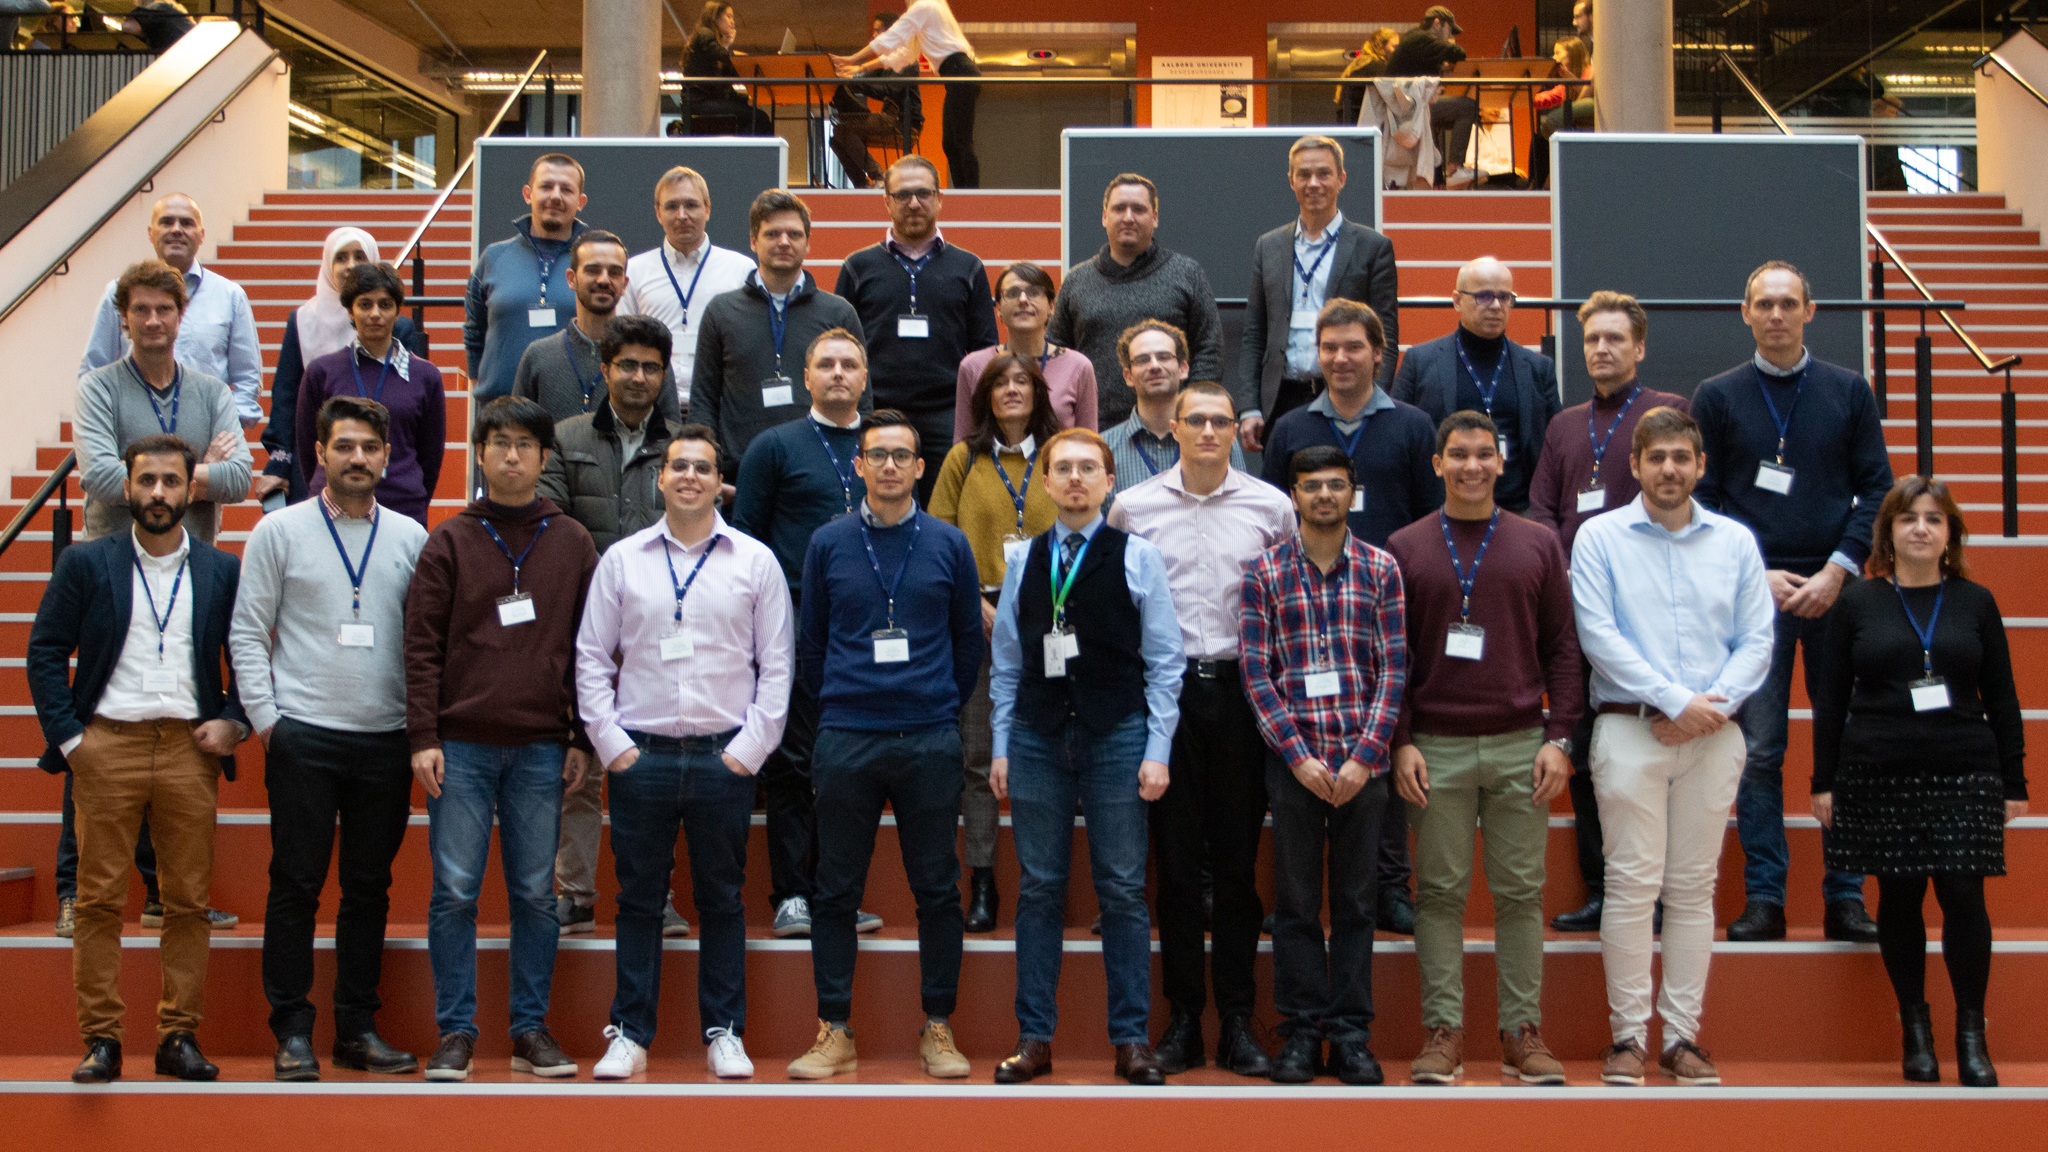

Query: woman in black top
[681,2,772,135]
[1811,476,2027,1087]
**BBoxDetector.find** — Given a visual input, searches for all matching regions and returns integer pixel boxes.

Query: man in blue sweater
[1692,261,1893,944]
[787,409,985,1082]
[464,154,591,403]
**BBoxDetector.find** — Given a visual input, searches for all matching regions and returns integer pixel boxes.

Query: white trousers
[1591,715,1745,1046]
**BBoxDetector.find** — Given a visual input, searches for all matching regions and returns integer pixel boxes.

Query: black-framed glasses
[999,286,1047,301]
[885,188,937,204]
[1295,478,1354,495]
[609,358,664,379]
[1455,289,1517,308]
[1177,413,1239,431]
[861,448,918,467]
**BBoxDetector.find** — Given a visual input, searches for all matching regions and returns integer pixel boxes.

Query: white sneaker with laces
[593,1024,647,1080]
[707,1026,754,1078]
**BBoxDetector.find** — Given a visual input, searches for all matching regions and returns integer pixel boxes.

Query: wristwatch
[1545,737,1572,757]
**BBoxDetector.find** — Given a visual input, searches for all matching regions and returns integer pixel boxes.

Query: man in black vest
[987,428,1185,1086]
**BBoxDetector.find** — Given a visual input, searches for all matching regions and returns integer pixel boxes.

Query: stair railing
[0,453,75,568]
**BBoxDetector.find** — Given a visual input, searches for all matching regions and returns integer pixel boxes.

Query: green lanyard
[1048,532,1092,631]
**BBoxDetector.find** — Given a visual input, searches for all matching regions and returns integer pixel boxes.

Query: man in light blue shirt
[1568,405,1773,1090]
[78,194,263,427]
[987,427,1183,1085]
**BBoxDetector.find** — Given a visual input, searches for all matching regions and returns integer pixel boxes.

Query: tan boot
[1409,1025,1464,1084]
[1501,1022,1566,1085]
[919,1021,971,1078]
[786,1021,858,1080]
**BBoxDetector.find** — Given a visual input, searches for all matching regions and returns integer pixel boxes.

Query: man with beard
[515,230,683,428]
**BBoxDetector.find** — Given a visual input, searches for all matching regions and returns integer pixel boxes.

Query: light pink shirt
[955,344,1100,441]
[575,513,793,771]
[1108,463,1296,661]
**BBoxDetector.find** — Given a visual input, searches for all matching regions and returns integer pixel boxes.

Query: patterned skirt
[1827,764,2007,877]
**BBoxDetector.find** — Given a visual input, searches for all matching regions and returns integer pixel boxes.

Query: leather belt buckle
[1192,660,1221,679]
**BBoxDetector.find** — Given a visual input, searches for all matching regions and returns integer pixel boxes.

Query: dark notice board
[1552,134,1866,406]
[472,138,787,259]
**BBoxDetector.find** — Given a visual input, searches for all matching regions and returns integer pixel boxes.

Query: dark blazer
[1391,330,1560,482]
[1238,217,1400,415]
[26,533,246,777]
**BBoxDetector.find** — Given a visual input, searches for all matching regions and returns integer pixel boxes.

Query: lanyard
[1587,384,1640,484]
[532,238,563,306]
[662,243,711,325]
[1892,577,1945,677]
[128,357,181,434]
[1294,550,1345,670]
[1135,433,1178,478]
[1001,342,1054,374]
[319,501,380,619]
[891,248,935,314]
[809,420,859,513]
[481,517,550,594]
[1453,339,1508,418]
[663,534,719,624]
[133,551,187,662]
[859,513,921,629]
[767,290,791,375]
[1048,531,1092,630]
[351,347,394,404]
[1294,231,1336,305]
[990,444,1037,530]
[1325,411,1370,459]
[1441,508,1499,623]
[1754,366,1806,465]
[565,326,602,412]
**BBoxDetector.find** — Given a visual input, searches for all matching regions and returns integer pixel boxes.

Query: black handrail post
[412,247,427,334]
[1872,256,1887,415]
[1540,305,1556,366]
[2003,364,2020,538]
[545,74,556,137]
[1711,60,1723,133]
[1915,311,1934,480]
[51,482,71,571]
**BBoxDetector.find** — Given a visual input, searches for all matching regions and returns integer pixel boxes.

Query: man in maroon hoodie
[405,396,599,1082]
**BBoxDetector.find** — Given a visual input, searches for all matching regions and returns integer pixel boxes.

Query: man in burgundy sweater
[1388,409,1582,1086]
[1525,292,1688,932]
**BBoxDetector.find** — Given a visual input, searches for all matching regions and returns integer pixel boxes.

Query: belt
[628,727,741,751]
[1595,702,1668,721]
[1188,658,1240,679]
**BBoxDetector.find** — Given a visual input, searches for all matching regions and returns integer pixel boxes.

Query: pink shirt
[954,343,1099,441]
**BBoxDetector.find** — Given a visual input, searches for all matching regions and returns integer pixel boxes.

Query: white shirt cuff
[61,734,83,757]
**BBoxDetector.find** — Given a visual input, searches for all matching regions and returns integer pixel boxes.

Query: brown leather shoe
[1115,1042,1167,1085]
[993,1039,1053,1084]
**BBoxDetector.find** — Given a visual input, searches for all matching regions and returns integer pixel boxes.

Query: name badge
[497,593,537,626]
[761,377,795,408]
[527,307,557,328]
[142,667,180,693]
[1350,490,1365,513]
[1497,436,1511,463]
[337,623,376,648]
[660,634,695,662]
[897,314,930,339]
[1304,669,1341,698]
[872,627,910,663]
[1910,676,1951,712]
[1042,629,1080,678]
[1576,487,1606,514]
[1755,461,1796,495]
[1289,307,1319,329]
[1445,622,1486,660]
[1002,535,1029,570]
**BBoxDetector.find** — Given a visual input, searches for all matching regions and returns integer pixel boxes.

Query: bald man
[80,194,264,429]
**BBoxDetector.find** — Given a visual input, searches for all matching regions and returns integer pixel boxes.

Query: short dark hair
[1288,445,1354,487]
[860,408,921,455]
[1316,298,1386,347]
[472,395,557,454]
[569,228,627,270]
[1116,318,1188,373]
[114,260,187,314]
[529,152,586,191]
[1630,405,1702,457]
[1435,409,1498,454]
[1103,173,1159,210]
[806,327,867,369]
[665,421,722,467]
[317,395,390,447]
[749,188,812,237]
[600,314,672,369]
[122,432,195,480]
[996,261,1055,300]
[339,262,404,311]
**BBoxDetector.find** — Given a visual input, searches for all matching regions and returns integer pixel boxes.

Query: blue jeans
[1008,711,1152,1046]
[427,739,566,1039]
[607,730,753,1049]
[1735,605,1865,906]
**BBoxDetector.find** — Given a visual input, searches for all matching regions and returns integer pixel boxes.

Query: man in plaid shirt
[1240,442,1407,1086]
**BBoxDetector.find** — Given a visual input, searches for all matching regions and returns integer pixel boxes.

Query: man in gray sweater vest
[513,230,683,428]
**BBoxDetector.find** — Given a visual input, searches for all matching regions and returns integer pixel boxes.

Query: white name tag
[528,307,557,328]
[1577,487,1606,514]
[1002,537,1029,570]
[1350,490,1365,513]
[1289,307,1319,329]
[761,378,795,408]
[660,634,695,662]
[872,628,910,663]
[1755,461,1796,495]
[1304,670,1341,698]
[497,594,536,626]
[142,667,180,693]
[897,315,930,339]
[1042,630,1080,678]
[1497,436,1511,463]
[1910,676,1951,712]
[1445,623,1486,660]
[337,623,376,648]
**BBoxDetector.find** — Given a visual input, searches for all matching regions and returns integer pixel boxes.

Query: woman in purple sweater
[294,262,447,525]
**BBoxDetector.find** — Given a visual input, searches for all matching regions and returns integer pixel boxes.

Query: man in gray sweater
[512,230,683,428]
[76,261,251,545]
[1047,174,1222,427]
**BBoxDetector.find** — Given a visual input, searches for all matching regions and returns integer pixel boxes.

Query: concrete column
[1592,0,1674,133]
[582,0,662,136]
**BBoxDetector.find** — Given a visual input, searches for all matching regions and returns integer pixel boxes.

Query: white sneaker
[593,1024,647,1080]
[707,1026,754,1078]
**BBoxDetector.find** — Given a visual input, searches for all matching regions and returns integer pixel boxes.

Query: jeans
[608,730,753,1049]
[1268,754,1387,1044]
[261,719,412,1041]
[1735,605,1865,906]
[759,666,820,909]
[57,770,160,904]
[936,52,981,188]
[1430,95,1480,168]
[1009,711,1152,1045]
[810,725,964,1022]
[427,738,566,1039]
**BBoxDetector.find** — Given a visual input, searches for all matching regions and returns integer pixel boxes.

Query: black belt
[1188,658,1240,680]
[628,727,741,751]
[1595,702,1668,721]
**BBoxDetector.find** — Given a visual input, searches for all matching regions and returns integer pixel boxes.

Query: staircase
[3,188,2047,1114]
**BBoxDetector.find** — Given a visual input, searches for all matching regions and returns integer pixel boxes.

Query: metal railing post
[51,484,70,571]
[1915,314,1934,480]
[544,74,556,136]
[2004,364,2020,538]
[1872,256,1886,414]
[412,247,427,333]
[1711,60,1723,133]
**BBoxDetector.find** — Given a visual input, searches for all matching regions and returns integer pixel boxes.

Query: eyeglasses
[485,436,543,454]
[1294,478,1354,495]
[1456,289,1517,308]
[1000,286,1046,301]
[610,358,664,379]
[861,448,918,467]
[1048,460,1103,477]
[665,458,718,477]
[885,188,937,204]
[1177,413,1239,431]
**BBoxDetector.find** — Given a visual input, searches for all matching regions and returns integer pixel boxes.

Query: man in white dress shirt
[619,167,755,411]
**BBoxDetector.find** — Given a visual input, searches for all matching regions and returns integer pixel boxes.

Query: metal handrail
[391,49,548,269]
[1976,49,2048,112]
[1715,50,1793,134]
[0,452,74,562]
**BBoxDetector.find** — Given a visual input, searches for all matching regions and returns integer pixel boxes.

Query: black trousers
[261,718,413,1040]
[936,53,981,188]
[1431,95,1480,170]
[759,601,820,910]
[1268,756,1387,1043]
[1153,670,1268,1019]
[1566,670,1605,895]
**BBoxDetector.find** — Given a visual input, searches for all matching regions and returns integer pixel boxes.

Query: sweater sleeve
[949,533,987,711]
[967,261,999,352]
[417,366,448,507]
[1689,382,1729,513]
[693,309,730,465]
[404,528,458,752]
[294,358,326,492]
[463,258,489,381]
[928,444,969,525]
[73,371,129,507]
[797,532,831,701]
[1525,417,1565,533]
[1072,357,1099,431]
[1835,379,1897,571]
[1183,261,1224,383]
[1976,586,2028,799]
[204,382,253,504]
[1536,527,1584,741]
[227,516,286,734]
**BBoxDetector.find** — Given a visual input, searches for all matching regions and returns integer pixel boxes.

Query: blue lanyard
[128,357,180,434]
[481,517,550,594]
[1325,412,1369,459]
[565,327,602,412]
[1135,433,1177,478]
[319,500,380,618]
[1892,577,1945,677]
[1048,531,1092,628]
[990,444,1037,530]
[1294,231,1336,305]
[809,419,859,513]
[858,513,921,628]
[350,346,394,404]
[1453,339,1508,417]
[663,533,719,624]
[890,247,935,313]
[1440,508,1499,623]
[1294,549,1346,670]
[133,550,187,662]
[1587,384,1641,484]
[662,243,712,325]
[766,289,791,375]
[531,238,563,306]
[1754,366,1806,465]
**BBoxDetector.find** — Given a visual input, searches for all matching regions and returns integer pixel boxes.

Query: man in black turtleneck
[1392,257,1560,514]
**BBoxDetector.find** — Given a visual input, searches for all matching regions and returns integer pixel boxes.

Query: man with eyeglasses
[787,409,983,1081]
[1392,257,1560,514]
[1108,382,1293,1078]
[514,231,683,429]
[834,156,999,502]
[1102,320,1245,498]
[619,166,756,402]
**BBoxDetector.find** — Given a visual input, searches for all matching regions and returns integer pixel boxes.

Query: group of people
[34,131,2023,1092]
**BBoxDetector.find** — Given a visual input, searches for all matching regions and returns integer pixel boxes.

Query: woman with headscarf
[258,227,428,504]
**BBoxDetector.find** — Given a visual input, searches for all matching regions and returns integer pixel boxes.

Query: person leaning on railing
[1383,5,1479,188]
[832,0,983,188]
[1334,28,1402,128]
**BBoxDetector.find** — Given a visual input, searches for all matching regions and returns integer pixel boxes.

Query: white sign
[1152,57,1254,129]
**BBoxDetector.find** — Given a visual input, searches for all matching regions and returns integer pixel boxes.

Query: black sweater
[833,240,999,420]
[1810,575,2027,799]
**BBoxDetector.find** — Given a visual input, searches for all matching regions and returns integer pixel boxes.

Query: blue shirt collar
[1296,210,1345,245]
[1052,514,1106,544]
[1306,385,1394,426]
[1620,492,1713,540]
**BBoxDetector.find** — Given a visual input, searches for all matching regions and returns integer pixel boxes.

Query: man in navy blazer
[27,433,246,1084]
[1391,257,1560,513]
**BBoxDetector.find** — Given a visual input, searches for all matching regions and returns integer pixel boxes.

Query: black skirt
[1826,715,2007,876]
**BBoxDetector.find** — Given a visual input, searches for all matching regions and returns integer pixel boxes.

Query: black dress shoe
[1377,890,1416,936]
[274,1034,320,1082]
[1550,894,1603,933]
[1824,898,1880,943]
[1726,899,1786,941]
[1153,1010,1204,1074]
[1269,1031,1321,1084]
[1328,1039,1384,1086]
[334,1030,419,1074]
[155,1031,219,1081]
[72,1037,121,1084]
[1900,1002,1939,1083]
[1654,900,1664,935]
[1957,1009,1998,1087]
[1114,1043,1166,1085]
[993,1039,1053,1084]
[964,867,999,934]
[1217,1014,1271,1078]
